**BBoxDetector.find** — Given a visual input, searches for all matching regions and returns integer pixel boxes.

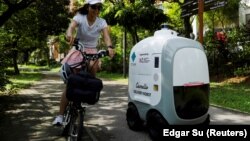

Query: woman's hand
[66,35,75,45]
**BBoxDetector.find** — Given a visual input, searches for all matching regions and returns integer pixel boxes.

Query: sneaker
[52,115,63,126]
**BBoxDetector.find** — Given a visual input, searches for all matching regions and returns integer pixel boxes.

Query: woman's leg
[59,87,68,115]
[89,60,99,76]
[59,68,79,115]
[53,87,68,125]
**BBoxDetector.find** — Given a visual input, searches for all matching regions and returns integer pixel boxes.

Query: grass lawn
[210,76,250,114]
[2,65,50,94]
[8,72,43,88]
[96,71,128,84]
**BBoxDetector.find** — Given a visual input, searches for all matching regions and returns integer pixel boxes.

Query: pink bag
[61,48,97,68]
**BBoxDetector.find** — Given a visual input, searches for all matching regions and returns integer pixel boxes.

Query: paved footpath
[0,72,93,141]
[0,71,250,141]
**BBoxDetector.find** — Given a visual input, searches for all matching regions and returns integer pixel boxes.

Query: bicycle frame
[61,41,108,141]
[62,59,92,141]
[62,101,85,141]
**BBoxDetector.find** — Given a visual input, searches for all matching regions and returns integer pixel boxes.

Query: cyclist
[53,0,115,125]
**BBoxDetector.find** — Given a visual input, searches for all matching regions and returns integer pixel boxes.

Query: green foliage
[35,0,70,39]
[100,0,168,74]
[137,6,168,31]
[102,0,168,32]
[58,34,70,54]
[101,46,124,73]
[234,66,250,76]
[204,0,240,28]
[204,25,250,77]
[202,0,250,77]
[0,0,70,87]
[0,0,35,26]
[221,0,241,21]
[0,28,12,91]
[162,2,183,31]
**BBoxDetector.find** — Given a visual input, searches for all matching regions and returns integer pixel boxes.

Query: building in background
[239,0,250,28]
[48,37,62,62]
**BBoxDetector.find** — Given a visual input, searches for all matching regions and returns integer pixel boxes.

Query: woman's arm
[66,20,78,45]
[102,27,115,58]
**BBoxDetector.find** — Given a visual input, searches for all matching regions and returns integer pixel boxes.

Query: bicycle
[61,39,109,141]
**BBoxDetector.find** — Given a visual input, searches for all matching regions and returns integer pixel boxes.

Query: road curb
[210,104,250,115]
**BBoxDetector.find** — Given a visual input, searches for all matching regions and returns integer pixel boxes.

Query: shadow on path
[0,72,69,141]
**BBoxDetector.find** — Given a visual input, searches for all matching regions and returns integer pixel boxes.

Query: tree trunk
[23,50,29,64]
[0,0,35,27]
[13,50,20,75]
[133,27,139,43]
[184,16,192,38]
[123,28,127,78]
[11,37,20,75]
[0,8,14,27]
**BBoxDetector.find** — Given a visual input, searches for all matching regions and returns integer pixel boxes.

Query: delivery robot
[126,28,210,140]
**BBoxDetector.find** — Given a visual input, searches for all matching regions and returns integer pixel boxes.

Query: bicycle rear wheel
[67,108,84,141]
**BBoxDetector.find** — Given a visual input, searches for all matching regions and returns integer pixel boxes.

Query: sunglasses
[90,4,102,11]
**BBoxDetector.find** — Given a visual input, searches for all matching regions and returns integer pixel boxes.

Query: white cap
[87,0,102,5]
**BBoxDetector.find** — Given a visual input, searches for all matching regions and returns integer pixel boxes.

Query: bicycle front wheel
[62,103,72,136]
[67,109,84,141]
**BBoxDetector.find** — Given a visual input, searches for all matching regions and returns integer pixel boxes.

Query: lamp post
[198,0,204,44]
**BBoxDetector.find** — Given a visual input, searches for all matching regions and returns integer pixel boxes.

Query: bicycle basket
[66,73,103,104]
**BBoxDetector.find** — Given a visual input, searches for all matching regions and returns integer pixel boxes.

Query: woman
[53,0,115,125]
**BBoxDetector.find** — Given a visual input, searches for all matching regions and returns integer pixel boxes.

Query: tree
[35,0,70,40]
[0,0,70,75]
[103,0,167,43]
[204,0,240,29]
[0,0,36,26]
[0,0,37,88]
[143,0,193,37]
[102,0,168,76]
[162,2,183,31]
[0,28,11,91]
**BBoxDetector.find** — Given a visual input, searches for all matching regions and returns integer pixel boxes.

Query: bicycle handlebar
[82,50,109,61]
[72,38,84,51]
[68,39,109,69]
[72,38,109,58]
